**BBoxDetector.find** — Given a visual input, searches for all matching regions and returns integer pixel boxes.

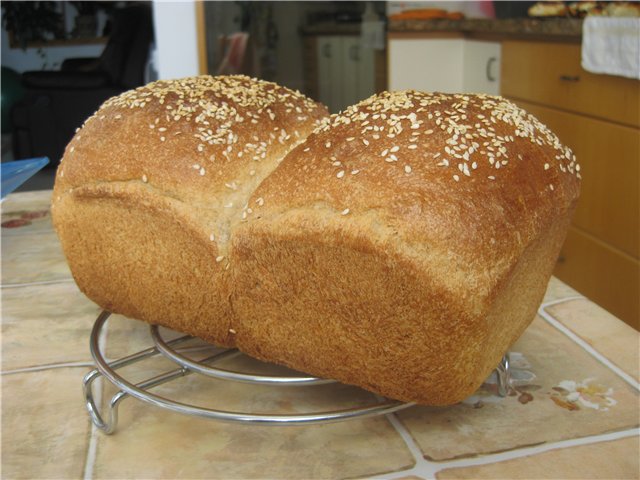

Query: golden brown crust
[52,75,328,344]
[53,84,580,405]
[229,91,580,404]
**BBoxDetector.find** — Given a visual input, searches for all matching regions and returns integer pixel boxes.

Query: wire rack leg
[83,368,124,435]
[496,353,511,397]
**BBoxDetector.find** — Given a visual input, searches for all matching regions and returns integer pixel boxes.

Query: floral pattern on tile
[545,298,640,381]
[1,368,91,479]
[1,231,72,285]
[1,282,100,370]
[436,436,639,479]
[397,317,639,461]
[1,207,53,236]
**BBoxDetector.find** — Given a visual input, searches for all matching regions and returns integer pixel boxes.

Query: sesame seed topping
[199,167,206,176]
[404,165,412,173]
[351,169,360,175]
[453,174,460,182]
[210,233,215,241]
[256,197,264,206]
[390,146,400,153]
[216,256,224,262]
[229,328,237,334]
[142,175,148,183]
[544,163,550,170]
[341,208,350,215]
[336,170,345,178]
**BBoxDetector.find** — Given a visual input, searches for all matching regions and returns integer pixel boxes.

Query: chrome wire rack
[83,311,512,434]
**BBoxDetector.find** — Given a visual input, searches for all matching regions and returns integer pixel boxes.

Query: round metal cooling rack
[83,311,512,434]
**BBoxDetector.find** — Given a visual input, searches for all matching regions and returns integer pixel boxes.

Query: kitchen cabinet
[502,39,639,328]
[388,35,500,95]
[314,35,376,113]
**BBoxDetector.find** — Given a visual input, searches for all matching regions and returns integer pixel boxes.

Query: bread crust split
[52,76,580,405]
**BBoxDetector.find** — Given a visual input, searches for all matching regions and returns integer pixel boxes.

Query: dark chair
[11,4,153,166]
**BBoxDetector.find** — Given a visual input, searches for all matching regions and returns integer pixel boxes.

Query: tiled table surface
[2,190,639,479]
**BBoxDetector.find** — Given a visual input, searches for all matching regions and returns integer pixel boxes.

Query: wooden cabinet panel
[514,99,639,258]
[502,40,640,127]
[554,226,639,330]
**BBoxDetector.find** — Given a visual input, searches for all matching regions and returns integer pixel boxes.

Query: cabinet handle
[559,75,580,82]
[322,43,331,58]
[486,57,497,82]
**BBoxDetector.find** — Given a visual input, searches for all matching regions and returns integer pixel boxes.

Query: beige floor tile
[545,298,640,381]
[542,277,581,304]
[103,312,174,360]
[436,436,640,479]
[2,190,53,214]
[398,317,639,461]
[1,231,72,285]
[92,352,415,479]
[2,282,100,370]
[1,368,91,479]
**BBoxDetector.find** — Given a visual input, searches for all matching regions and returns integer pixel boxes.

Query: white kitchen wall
[151,0,200,80]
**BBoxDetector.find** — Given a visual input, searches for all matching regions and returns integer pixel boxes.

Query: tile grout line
[1,278,75,289]
[538,299,640,391]
[1,361,95,375]
[381,413,640,479]
[82,310,108,480]
[377,413,440,479]
[374,294,638,479]
[539,295,586,309]
[430,427,640,473]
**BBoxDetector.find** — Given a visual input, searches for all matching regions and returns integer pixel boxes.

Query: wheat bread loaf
[52,75,328,347]
[52,77,580,405]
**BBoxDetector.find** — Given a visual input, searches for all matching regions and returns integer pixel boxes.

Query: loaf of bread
[52,76,580,405]
[52,75,328,347]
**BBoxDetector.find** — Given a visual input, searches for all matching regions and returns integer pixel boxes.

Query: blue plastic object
[1,157,50,199]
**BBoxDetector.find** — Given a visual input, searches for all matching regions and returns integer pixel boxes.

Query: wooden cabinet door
[515,100,640,258]
[555,227,639,329]
[502,40,640,127]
